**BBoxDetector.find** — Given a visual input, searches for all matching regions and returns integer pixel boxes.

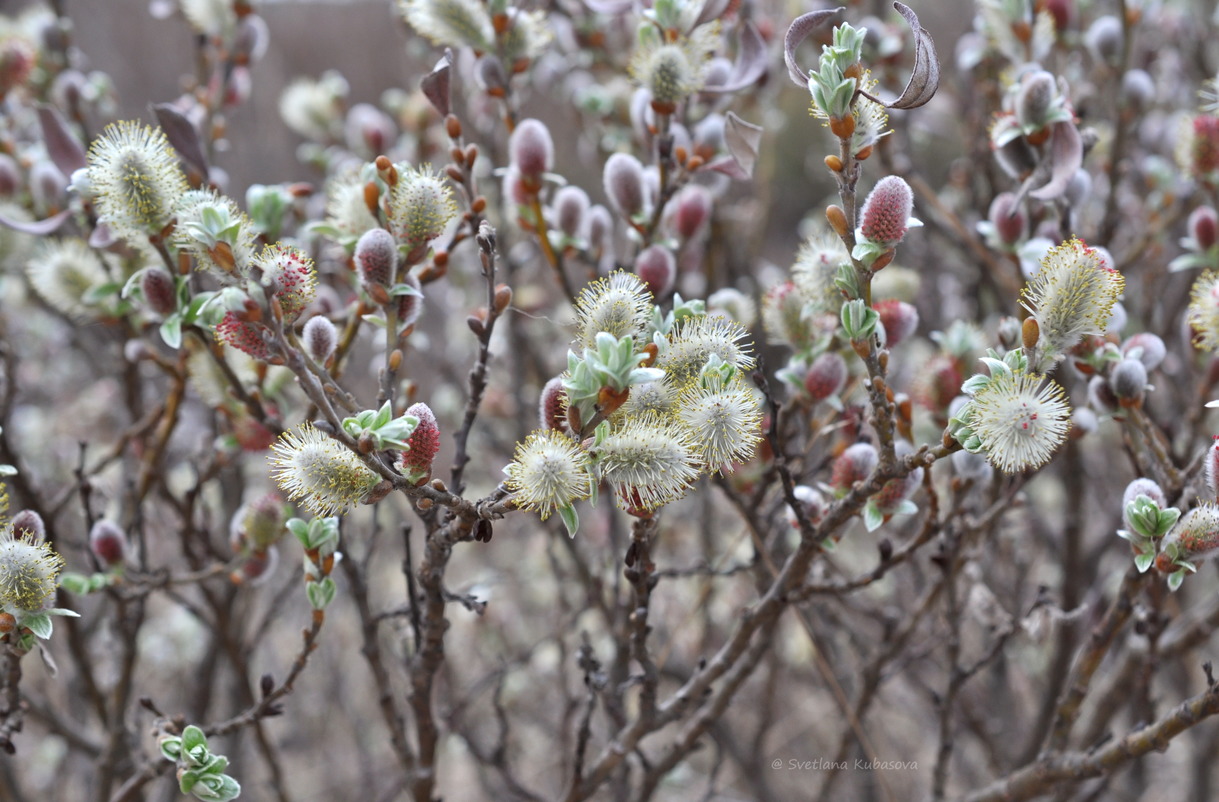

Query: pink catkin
[401,402,440,480]
[859,176,913,246]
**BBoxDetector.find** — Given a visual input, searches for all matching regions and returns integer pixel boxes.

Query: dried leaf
[886,2,941,110]
[0,207,71,235]
[37,105,87,177]
[1029,120,1083,201]
[153,103,210,181]
[693,0,733,30]
[703,22,767,94]
[783,8,845,87]
[721,111,763,178]
[702,155,750,180]
[421,50,453,118]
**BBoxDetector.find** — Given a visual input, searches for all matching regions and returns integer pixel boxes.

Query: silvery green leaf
[1168,569,1186,591]
[1134,551,1155,573]
[862,500,884,532]
[23,613,52,640]
[558,504,579,539]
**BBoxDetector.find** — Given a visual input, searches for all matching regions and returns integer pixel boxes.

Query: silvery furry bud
[141,267,178,317]
[804,352,848,403]
[1110,358,1148,408]
[603,152,646,218]
[1085,16,1122,66]
[509,118,554,180]
[302,315,337,363]
[859,176,915,247]
[552,185,589,239]
[988,193,1026,246]
[633,245,676,298]
[10,510,45,542]
[355,227,397,289]
[1015,70,1058,132]
[1189,206,1218,251]
[89,520,127,567]
[831,443,878,491]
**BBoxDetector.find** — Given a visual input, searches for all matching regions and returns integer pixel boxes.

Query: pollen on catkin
[268,423,380,517]
[1022,238,1124,358]
[503,429,593,520]
[969,370,1071,473]
[397,0,494,52]
[87,120,188,243]
[676,376,762,472]
[629,25,717,107]
[656,315,755,385]
[387,165,458,248]
[595,414,701,512]
[252,243,317,321]
[0,524,64,616]
[574,271,653,350]
[1188,271,1219,352]
[25,237,110,319]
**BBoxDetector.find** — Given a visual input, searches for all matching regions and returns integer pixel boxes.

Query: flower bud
[1120,332,1166,372]
[509,118,554,180]
[1064,170,1092,207]
[1085,16,1123,66]
[89,520,127,567]
[785,484,825,527]
[670,184,712,239]
[539,376,569,432]
[804,352,848,403]
[1015,70,1058,132]
[141,267,177,317]
[400,402,441,484]
[603,152,646,219]
[874,300,919,347]
[951,450,993,485]
[633,245,676,298]
[29,159,67,215]
[1189,206,1219,251]
[551,185,589,239]
[859,176,914,247]
[987,192,1027,246]
[302,315,338,363]
[1122,478,1166,527]
[1110,358,1148,408]
[586,204,613,257]
[355,227,397,290]
[10,510,45,542]
[236,546,279,585]
[345,103,397,157]
[1120,69,1155,114]
[1205,441,1219,503]
[232,493,286,552]
[830,442,878,491]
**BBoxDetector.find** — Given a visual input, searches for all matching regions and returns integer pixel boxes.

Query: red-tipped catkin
[988,192,1027,246]
[587,205,613,257]
[634,245,676,298]
[1190,206,1218,251]
[302,315,337,363]
[355,227,398,290]
[509,118,553,180]
[671,184,712,239]
[9,510,45,541]
[804,352,848,403]
[539,376,569,432]
[874,299,919,347]
[1191,116,1219,177]
[141,267,177,317]
[830,443,878,491]
[859,176,914,247]
[400,402,440,484]
[603,152,646,218]
[89,519,127,567]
